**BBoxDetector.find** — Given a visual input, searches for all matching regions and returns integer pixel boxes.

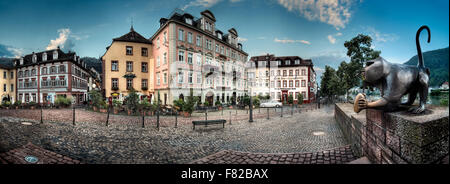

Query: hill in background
[404,47,449,87]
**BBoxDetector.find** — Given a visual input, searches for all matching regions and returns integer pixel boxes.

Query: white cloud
[274,38,311,45]
[365,26,398,43]
[7,47,24,58]
[182,0,221,10]
[327,35,336,44]
[257,36,266,40]
[336,32,342,36]
[46,28,81,51]
[277,0,355,30]
[237,37,247,42]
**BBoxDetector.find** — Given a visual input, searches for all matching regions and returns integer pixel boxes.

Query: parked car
[260,100,282,108]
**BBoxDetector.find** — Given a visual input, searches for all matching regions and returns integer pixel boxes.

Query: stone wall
[335,103,449,164]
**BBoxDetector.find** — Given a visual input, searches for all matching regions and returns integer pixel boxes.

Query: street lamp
[249,88,253,122]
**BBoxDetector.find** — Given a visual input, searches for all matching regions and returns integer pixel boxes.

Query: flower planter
[113,108,119,114]
[100,109,107,113]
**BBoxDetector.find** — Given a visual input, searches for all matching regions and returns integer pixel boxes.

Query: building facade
[0,63,16,103]
[101,27,154,101]
[14,48,91,104]
[247,54,317,104]
[150,9,248,105]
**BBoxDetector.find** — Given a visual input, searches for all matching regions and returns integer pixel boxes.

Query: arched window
[50,66,56,74]
[31,69,36,76]
[53,50,58,60]
[42,67,47,75]
[59,65,65,73]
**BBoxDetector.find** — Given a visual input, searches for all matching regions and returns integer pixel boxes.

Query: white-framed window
[186,18,192,25]
[156,72,160,85]
[53,51,58,59]
[178,70,184,83]
[157,37,160,48]
[196,35,201,46]
[220,46,224,54]
[295,59,300,65]
[163,31,167,43]
[188,71,193,84]
[157,56,160,67]
[163,72,167,84]
[188,53,193,64]
[215,44,219,52]
[196,55,202,65]
[286,60,291,65]
[42,52,47,61]
[178,29,184,41]
[188,32,193,43]
[178,51,184,62]
[163,52,167,64]
[197,72,202,84]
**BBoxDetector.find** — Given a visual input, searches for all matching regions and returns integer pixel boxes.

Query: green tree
[125,89,139,113]
[320,65,337,98]
[89,90,103,108]
[287,94,294,104]
[343,34,381,90]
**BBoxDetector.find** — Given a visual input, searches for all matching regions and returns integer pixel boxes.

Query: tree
[320,65,337,98]
[287,94,294,105]
[125,88,139,113]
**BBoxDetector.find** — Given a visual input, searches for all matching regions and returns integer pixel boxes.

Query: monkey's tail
[416,25,431,68]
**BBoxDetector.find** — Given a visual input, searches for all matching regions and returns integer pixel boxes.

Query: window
[10,84,13,92]
[126,46,133,55]
[289,80,293,87]
[196,55,202,65]
[302,80,306,87]
[142,62,148,72]
[196,35,201,46]
[302,69,306,76]
[283,80,287,87]
[59,65,65,73]
[295,59,300,65]
[3,71,6,79]
[127,79,133,90]
[156,72,160,85]
[215,44,219,52]
[295,69,299,76]
[188,53,193,64]
[286,60,291,65]
[31,69,36,76]
[197,73,202,83]
[277,80,281,87]
[296,92,300,100]
[277,60,281,66]
[157,56,160,67]
[289,70,293,76]
[126,61,133,72]
[112,78,118,88]
[142,48,148,56]
[3,84,6,92]
[25,70,30,77]
[32,54,37,63]
[186,18,192,25]
[142,79,148,88]
[42,52,47,61]
[302,92,306,99]
[10,72,13,79]
[283,70,286,76]
[157,37,160,48]
[163,73,167,84]
[111,61,118,71]
[188,32,193,43]
[295,80,299,87]
[277,70,280,76]
[178,29,184,41]
[19,71,23,77]
[178,70,184,83]
[53,50,58,59]
[178,51,185,62]
[163,32,167,43]
[163,52,167,64]
[188,72,193,84]
[220,46,224,54]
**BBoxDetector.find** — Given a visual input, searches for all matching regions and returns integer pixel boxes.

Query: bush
[183,95,195,114]
[430,89,441,96]
[215,100,222,106]
[89,90,103,108]
[125,89,139,112]
[2,101,11,107]
[298,93,304,105]
[99,100,108,109]
[287,94,294,104]
[440,94,449,106]
[14,101,22,106]
[112,99,122,108]
[252,96,260,107]
[28,101,37,107]
[204,101,210,106]
[173,99,185,111]
[55,96,71,108]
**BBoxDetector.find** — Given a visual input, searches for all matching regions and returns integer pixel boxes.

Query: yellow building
[101,26,154,101]
[0,63,16,103]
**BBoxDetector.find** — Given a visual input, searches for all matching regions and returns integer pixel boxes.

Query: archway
[205,91,214,106]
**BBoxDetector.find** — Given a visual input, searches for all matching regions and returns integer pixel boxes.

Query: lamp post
[249,88,253,122]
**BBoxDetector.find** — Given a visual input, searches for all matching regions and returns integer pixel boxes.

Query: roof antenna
[130,17,134,31]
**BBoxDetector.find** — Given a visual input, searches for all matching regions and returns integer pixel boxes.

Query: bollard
[40,105,43,124]
[175,111,178,128]
[205,109,208,121]
[106,106,110,127]
[281,106,283,117]
[72,106,75,125]
[229,111,232,124]
[156,109,160,131]
[142,110,145,128]
[267,108,270,120]
[222,106,223,115]
[291,105,293,116]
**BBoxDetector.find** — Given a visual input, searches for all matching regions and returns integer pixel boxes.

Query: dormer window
[217,33,222,39]
[286,60,291,65]
[20,58,24,65]
[53,51,58,60]
[42,52,47,61]
[295,59,300,65]
[185,18,192,25]
[32,54,37,63]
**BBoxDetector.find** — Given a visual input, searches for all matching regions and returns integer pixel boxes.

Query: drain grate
[312,131,325,136]
[25,155,38,163]
[21,122,33,126]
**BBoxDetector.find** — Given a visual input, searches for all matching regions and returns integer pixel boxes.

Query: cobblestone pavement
[191,145,356,164]
[0,143,81,164]
[0,105,351,164]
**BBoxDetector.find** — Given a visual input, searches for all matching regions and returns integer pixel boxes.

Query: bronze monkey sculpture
[354,25,431,114]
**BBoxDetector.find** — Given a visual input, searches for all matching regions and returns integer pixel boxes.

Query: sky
[0,0,448,81]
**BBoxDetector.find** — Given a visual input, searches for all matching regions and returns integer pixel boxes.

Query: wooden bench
[192,119,226,130]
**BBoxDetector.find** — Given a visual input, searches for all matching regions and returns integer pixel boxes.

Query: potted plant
[112,99,121,114]
[99,100,108,113]
[125,89,139,116]
[28,101,37,110]
[297,94,304,107]
[89,90,102,112]
[204,101,210,107]
[215,100,222,110]
[3,101,11,110]
[288,94,294,106]
[182,96,195,117]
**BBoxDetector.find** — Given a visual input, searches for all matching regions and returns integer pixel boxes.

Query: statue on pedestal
[354,25,431,114]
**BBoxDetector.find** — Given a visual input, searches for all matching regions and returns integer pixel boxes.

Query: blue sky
[0,0,448,73]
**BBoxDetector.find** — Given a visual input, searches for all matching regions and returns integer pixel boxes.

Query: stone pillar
[365,108,449,164]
